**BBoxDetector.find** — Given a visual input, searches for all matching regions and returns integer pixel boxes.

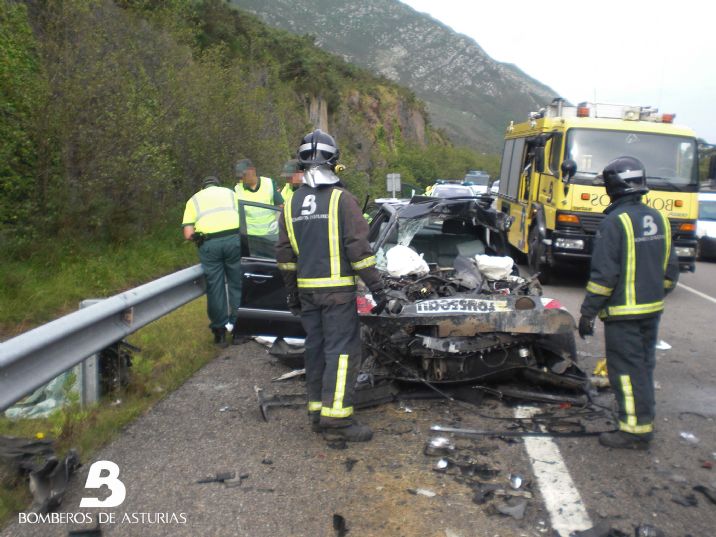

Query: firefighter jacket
[182,186,239,234]
[580,194,679,321]
[280,183,297,204]
[276,184,383,294]
[235,177,283,236]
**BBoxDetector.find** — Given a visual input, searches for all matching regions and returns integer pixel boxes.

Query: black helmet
[598,156,648,201]
[297,129,340,169]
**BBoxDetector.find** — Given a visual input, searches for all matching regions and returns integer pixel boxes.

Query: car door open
[234,200,305,338]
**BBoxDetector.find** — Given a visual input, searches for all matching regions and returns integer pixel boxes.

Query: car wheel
[528,227,552,285]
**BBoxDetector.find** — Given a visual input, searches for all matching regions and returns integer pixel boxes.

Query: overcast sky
[399,0,716,143]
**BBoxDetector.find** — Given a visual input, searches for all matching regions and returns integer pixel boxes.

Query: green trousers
[198,234,242,330]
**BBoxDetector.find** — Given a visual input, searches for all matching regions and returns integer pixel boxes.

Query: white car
[697,192,716,260]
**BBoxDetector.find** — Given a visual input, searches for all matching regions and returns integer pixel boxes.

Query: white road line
[515,406,592,536]
[677,282,716,305]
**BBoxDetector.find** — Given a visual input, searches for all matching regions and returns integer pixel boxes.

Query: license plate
[415,298,510,314]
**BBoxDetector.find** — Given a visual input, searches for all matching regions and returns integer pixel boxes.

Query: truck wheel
[528,227,552,285]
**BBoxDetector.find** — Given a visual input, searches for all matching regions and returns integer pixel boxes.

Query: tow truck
[495,99,699,282]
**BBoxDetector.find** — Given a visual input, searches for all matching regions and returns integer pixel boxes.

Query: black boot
[321,419,373,442]
[309,412,322,433]
[599,431,651,450]
[212,328,227,348]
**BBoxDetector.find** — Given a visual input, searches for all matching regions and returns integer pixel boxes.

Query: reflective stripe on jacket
[235,177,277,236]
[182,186,238,234]
[281,183,295,204]
[580,195,679,321]
[276,184,382,294]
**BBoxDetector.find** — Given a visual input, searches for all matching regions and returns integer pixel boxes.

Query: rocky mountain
[229,0,557,152]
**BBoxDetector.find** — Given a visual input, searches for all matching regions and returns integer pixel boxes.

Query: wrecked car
[234,196,583,389]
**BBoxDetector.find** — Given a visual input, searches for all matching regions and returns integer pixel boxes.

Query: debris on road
[655,340,672,350]
[0,435,80,514]
[424,436,456,456]
[332,514,349,537]
[570,523,630,537]
[195,471,235,484]
[634,524,666,537]
[694,484,716,505]
[679,431,700,445]
[408,488,437,498]
[67,520,103,536]
[494,497,527,520]
[271,369,305,382]
[670,492,698,507]
[28,450,81,513]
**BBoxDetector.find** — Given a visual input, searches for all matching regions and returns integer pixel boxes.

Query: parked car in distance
[430,183,474,198]
[697,192,716,260]
[463,170,491,195]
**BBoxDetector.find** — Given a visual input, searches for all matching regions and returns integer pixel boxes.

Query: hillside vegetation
[229,0,556,152]
[1,0,499,260]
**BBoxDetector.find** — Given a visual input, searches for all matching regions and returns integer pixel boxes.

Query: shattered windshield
[375,214,485,271]
[566,128,698,190]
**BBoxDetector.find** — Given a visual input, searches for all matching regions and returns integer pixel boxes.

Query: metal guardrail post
[0,265,206,411]
[79,299,103,406]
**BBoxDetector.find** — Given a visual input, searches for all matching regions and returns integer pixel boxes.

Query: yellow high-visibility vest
[235,177,277,236]
[182,186,238,234]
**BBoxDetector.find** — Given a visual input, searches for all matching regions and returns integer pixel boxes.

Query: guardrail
[0,265,206,411]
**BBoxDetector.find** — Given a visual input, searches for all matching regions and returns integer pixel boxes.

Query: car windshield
[699,199,716,221]
[566,128,698,190]
[375,213,486,270]
[465,175,490,186]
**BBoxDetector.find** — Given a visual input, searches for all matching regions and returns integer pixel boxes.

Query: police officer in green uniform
[279,159,303,204]
[276,130,386,442]
[579,156,679,450]
[183,176,242,347]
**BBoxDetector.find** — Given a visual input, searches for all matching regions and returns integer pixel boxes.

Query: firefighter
[579,156,679,450]
[279,159,303,204]
[182,176,242,347]
[276,129,387,442]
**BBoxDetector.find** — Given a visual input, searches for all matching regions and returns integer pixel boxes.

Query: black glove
[287,292,301,316]
[578,315,595,339]
[370,288,388,315]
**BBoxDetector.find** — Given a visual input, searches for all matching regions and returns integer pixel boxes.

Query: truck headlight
[675,247,695,257]
[554,238,585,250]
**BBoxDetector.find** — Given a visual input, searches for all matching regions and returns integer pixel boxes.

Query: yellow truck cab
[495,98,699,283]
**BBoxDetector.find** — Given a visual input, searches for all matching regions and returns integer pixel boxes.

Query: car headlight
[554,238,585,250]
[675,246,696,257]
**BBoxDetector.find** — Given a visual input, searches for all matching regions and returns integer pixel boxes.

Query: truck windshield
[566,129,698,191]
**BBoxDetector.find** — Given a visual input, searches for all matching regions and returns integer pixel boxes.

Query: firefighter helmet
[297,129,340,169]
[598,156,648,201]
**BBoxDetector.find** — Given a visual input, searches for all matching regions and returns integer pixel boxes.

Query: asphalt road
[3,261,716,537]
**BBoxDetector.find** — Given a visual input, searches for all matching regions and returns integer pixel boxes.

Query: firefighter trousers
[604,315,660,435]
[198,234,242,330]
[298,292,362,425]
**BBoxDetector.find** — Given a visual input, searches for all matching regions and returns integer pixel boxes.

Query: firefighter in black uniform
[276,129,386,442]
[579,156,679,450]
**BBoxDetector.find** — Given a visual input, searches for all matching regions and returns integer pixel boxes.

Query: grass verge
[0,222,197,336]
[0,295,216,525]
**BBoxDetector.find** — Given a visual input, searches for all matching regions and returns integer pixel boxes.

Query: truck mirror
[560,159,577,183]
